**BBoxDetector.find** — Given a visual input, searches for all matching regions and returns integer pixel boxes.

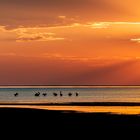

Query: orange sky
[1,0,140,85]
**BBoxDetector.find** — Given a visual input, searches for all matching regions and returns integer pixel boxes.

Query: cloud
[16,28,65,42]
[0,0,126,29]
[0,0,110,11]
[88,22,110,29]
[58,16,66,19]
[41,53,135,66]
[1,21,140,45]
[131,38,140,43]
[0,26,65,42]
[16,32,64,42]
[88,22,140,29]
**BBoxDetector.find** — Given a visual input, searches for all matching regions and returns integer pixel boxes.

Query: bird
[68,93,72,97]
[60,91,63,97]
[53,93,58,97]
[75,92,79,97]
[42,93,47,96]
[35,92,40,97]
[14,93,19,97]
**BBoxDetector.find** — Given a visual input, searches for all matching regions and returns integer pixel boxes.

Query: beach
[1,86,140,134]
[1,107,140,131]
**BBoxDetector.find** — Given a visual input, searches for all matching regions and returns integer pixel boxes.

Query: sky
[1,0,140,85]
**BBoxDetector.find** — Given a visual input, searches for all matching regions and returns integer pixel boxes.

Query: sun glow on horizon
[0,0,140,85]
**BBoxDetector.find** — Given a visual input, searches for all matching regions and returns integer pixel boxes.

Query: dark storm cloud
[0,0,121,29]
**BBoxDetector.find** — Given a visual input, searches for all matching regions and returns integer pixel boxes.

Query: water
[0,86,140,104]
[1,86,140,114]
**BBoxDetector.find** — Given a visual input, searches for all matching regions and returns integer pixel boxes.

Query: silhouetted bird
[42,93,47,96]
[76,92,79,97]
[68,93,72,97]
[60,91,63,97]
[53,93,58,96]
[35,92,40,97]
[14,93,19,97]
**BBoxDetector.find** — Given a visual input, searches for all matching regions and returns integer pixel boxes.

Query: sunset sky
[1,0,140,85]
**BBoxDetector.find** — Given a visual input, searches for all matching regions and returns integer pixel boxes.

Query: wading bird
[14,93,19,97]
[35,92,40,97]
[53,93,58,96]
[76,92,79,97]
[42,93,47,96]
[68,93,72,97]
[60,91,63,97]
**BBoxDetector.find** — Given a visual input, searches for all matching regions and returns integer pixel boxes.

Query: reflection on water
[1,105,140,115]
[1,86,140,115]
[1,86,140,103]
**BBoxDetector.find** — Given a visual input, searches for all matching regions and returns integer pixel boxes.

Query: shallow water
[0,86,140,103]
[0,86,140,115]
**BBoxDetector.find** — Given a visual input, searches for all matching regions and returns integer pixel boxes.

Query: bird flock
[14,91,79,97]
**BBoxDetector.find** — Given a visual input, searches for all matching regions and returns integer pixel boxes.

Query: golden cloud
[16,32,64,42]
[1,22,140,44]
[131,38,140,43]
